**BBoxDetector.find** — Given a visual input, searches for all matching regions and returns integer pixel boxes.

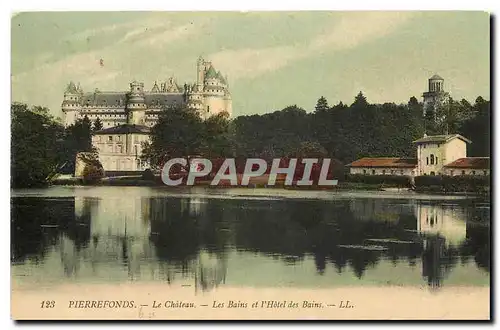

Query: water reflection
[11,191,490,291]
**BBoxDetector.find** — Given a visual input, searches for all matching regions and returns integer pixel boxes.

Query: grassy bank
[51,175,391,191]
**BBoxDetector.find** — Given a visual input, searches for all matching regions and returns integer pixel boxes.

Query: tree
[201,111,233,158]
[11,103,66,187]
[143,106,205,168]
[459,97,490,157]
[290,141,328,158]
[352,91,368,108]
[314,96,329,113]
[93,117,103,131]
[433,97,471,135]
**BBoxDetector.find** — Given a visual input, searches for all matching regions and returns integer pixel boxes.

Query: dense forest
[142,92,491,168]
[11,92,491,187]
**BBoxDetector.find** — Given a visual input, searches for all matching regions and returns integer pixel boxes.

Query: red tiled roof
[347,158,417,168]
[444,157,490,169]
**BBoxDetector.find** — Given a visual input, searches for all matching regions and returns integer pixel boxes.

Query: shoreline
[42,176,490,197]
[39,179,490,198]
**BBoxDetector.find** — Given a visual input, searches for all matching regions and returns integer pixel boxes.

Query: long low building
[442,157,490,176]
[347,134,490,177]
[347,158,417,176]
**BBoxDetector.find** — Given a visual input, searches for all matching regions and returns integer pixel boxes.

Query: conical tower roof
[217,71,227,84]
[205,65,218,79]
[65,81,78,94]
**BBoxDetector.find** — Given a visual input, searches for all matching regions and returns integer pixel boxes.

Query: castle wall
[204,96,228,117]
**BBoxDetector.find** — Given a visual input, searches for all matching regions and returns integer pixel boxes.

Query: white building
[347,158,417,176]
[442,157,490,176]
[347,134,489,177]
[91,124,151,172]
[414,134,471,175]
[62,56,232,128]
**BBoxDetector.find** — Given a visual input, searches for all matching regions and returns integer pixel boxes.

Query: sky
[11,11,490,118]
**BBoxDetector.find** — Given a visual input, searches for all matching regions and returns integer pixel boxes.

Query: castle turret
[197,56,205,92]
[62,81,82,127]
[202,64,229,118]
[151,81,160,93]
[127,81,146,125]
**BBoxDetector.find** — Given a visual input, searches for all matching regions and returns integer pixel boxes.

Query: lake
[11,186,490,292]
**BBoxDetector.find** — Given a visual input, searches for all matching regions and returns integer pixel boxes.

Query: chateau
[62,56,232,128]
[69,56,232,173]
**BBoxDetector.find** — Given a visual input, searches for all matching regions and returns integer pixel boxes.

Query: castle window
[430,154,434,165]
[108,136,113,142]
[450,170,454,176]
[435,157,438,164]
[426,157,429,165]
[372,170,375,175]
[461,170,466,175]
[382,170,386,175]
[472,170,476,175]
[363,169,366,174]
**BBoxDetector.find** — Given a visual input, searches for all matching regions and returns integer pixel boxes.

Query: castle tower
[196,56,205,92]
[126,81,147,125]
[422,74,449,117]
[62,81,82,127]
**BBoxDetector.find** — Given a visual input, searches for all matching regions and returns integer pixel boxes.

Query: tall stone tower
[422,74,449,117]
[127,81,146,125]
[62,81,82,127]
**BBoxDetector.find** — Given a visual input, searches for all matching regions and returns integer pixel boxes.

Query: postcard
[10,11,491,320]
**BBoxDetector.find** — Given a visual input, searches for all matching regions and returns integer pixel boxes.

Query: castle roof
[413,134,471,145]
[93,124,151,135]
[151,81,160,93]
[346,157,417,168]
[443,157,490,169]
[65,81,78,94]
[82,92,126,107]
[144,93,185,107]
[429,74,444,80]
[205,65,218,79]
[217,71,227,84]
[80,92,185,107]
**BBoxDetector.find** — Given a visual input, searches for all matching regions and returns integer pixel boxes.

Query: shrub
[415,175,490,192]
[346,174,411,186]
[142,169,155,181]
[81,164,104,184]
